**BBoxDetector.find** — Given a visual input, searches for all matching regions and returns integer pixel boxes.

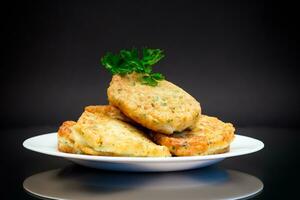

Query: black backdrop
[2,0,299,128]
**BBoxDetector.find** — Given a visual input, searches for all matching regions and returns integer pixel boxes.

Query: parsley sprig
[101,48,165,86]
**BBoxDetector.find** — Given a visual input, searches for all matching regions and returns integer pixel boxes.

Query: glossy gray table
[23,165,262,200]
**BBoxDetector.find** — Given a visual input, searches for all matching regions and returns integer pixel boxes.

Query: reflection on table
[23,165,263,200]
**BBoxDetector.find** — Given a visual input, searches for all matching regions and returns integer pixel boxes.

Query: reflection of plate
[23,133,264,172]
[23,165,263,200]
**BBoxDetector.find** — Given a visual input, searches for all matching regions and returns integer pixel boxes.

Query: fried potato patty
[84,105,133,123]
[58,107,171,157]
[58,121,77,153]
[151,115,235,156]
[107,73,201,134]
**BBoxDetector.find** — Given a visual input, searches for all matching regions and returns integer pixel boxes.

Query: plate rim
[23,132,264,162]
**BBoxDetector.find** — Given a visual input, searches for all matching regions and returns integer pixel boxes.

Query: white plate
[23,133,264,172]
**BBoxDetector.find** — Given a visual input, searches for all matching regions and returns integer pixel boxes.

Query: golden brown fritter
[57,107,171,157]
[84,105,133,123]
[107,73,201,134]
[151,115,235,156]
[58,121,77,153]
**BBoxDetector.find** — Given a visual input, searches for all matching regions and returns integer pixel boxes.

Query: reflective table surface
[2,127,299,199]
[23,165,263,200]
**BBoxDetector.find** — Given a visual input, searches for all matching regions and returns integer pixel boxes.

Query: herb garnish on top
[101,48,165,86]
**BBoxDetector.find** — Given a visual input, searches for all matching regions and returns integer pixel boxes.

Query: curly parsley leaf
[140,73,165,86]
[141,75,158,86]
[151,73,165,80]
[142,48,165,66]
[101,48,165,86]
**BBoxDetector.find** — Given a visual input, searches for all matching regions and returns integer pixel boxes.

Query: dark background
[2,0,299,128]
[1,1,300,200]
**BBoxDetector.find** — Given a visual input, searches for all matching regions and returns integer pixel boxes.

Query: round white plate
[23,133,264,172]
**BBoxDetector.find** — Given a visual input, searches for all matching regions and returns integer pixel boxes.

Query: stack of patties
[58,73,235,157]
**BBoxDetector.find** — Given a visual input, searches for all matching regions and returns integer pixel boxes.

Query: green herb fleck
[161,102,167,106]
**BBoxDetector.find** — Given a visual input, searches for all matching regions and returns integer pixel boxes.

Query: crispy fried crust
[57,121,77,153]
[85,105,134,123]
[152,115,235,156]
[107,73,201,134]
[57,107,171,157]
